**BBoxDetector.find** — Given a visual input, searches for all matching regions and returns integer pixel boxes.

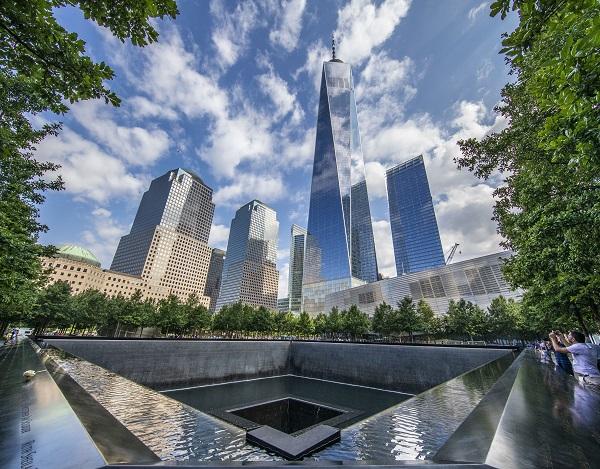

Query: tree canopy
[0,0,178,333]
[457,0,600,331]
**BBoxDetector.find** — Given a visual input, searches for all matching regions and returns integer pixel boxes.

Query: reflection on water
[314,352,516,462]
[46,349,276,462]
[46,348,514,463]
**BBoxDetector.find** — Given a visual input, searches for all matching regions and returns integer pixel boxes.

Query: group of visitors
[538,330,600,387]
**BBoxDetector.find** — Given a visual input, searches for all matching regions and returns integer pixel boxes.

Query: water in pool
[163,375,410,431]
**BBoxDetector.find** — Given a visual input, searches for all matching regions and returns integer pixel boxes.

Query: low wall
[45,339,513,394]
[45,339,291,390]
[290,342,512,394]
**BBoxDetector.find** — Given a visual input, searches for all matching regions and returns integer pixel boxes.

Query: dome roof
[55,244,101,267]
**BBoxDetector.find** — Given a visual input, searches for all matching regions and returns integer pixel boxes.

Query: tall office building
[111,168,214,306]
[302,44,378,314]
[288,224,307,313]
[215,200,279,310]
[386,155,445,275]
[204,248,225,312]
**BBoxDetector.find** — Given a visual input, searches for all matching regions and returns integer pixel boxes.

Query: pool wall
[290,342,512,393]
[45,339,512,394]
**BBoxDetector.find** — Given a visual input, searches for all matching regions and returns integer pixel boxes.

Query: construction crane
[445,243,460,264]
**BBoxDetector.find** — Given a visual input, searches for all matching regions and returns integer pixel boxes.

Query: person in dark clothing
[553,338,574,375]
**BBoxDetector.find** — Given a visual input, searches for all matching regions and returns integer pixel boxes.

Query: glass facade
[288,225,307,313]
[303,59,378,313]
[215,200,279,311]
[111,168,215,275]
[324,251,520,316]
[386,155,445,275]
[204,248,225,312]
[110,169,215,306]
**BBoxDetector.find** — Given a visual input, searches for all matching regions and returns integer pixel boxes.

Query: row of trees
[16,280,577,342]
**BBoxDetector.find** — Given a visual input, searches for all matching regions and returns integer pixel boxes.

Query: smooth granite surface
[247,425,341,460]
[0,340,105,469]
[45,338,511,394]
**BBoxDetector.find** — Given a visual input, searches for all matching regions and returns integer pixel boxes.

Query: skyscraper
[288,224,307,313]
[215,200,279,311]
[302,45,378,314]
[204,248,225,312]
[386,155,445,275]
[111,168,214,305]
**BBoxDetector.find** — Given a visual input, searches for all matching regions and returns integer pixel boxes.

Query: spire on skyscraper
[331,33,336,60]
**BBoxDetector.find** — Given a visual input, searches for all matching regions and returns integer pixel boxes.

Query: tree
[313,313,329,335]
[341,305,370,337]
[457,0,600,329]
[295,311,315,336]
[273,311,296,335]
[326,307,343,334]
[183,294,210,335]
[487,296,519,339]
[212,302,244,334]
[446,299,488,341]
[372,302,393,335]
[0,1,178,329]
[394,297,421,342]
[71,289,108,333]
[156,295,186,336]
[416,300,440,339]
[29,280,72,335]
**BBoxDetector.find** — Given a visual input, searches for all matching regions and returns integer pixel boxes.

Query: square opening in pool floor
[230,398,343,434]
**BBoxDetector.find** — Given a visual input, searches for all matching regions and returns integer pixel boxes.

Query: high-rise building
[215,200,279,310]
[204,248,225,312]
[386,155,445,275]
[288,224,307,313]
[111,168,214,306]
[302,46,378,314]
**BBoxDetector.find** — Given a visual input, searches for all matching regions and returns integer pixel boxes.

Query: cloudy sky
[37,0,517,298]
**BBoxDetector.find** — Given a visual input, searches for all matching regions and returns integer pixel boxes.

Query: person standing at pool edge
[549,331,600,385]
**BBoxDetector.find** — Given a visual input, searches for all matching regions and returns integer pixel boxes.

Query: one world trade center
[302,41,378,314]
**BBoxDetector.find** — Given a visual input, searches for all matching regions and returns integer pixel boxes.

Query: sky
[37,0,518,299]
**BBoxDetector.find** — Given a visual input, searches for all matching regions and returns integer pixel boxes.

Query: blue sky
[37,0,517,298]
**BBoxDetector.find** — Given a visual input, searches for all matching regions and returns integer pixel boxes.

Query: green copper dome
[56,244,101,267]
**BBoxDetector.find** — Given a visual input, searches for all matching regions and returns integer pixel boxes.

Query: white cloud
[258,70,304,122]
[128,96,178,121]
[269,0,307,52]
[336,0,411,65]
[210,0,260,68]
[71,100,171,166]
[294,40,329,91]
[468,2,488,22]
[357,52,416,136]
[137,29,229,120]
[435,184,502,262]
[36,127,146,203]
[208,223,230,249]
[82,208,129,267]
[372,219,396,278]
[364,161,387,199]
[198,112,274,178]
[213,173,285,206]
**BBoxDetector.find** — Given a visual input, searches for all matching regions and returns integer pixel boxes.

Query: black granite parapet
[247,425,341,460]
[0,340,105,469]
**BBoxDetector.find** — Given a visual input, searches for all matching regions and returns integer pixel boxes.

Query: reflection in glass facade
[110,169,214,305]
[386,156,445,275]
[324,251,521,316]
[302,58,378,314]
[204,248,225,312]
[288,225,306,313]
[215,200,279,311]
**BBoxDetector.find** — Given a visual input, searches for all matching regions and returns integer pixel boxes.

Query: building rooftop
[55,244,101,268]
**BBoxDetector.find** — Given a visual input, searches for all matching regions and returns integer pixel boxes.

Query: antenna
[331,33,336,60]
